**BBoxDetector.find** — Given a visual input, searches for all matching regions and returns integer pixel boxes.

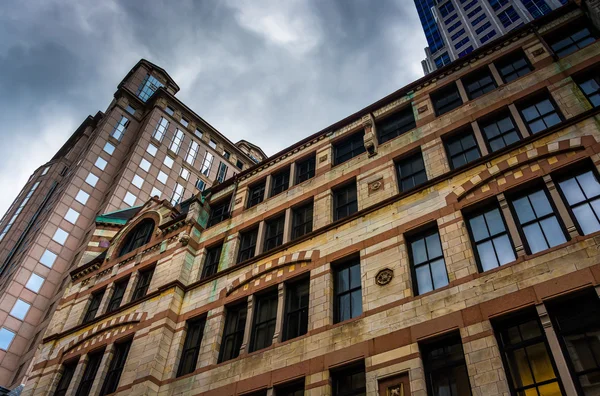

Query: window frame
[237,227,259,264]
[444,127,481,170]
[207,197,231,227]
[270,168,290,197]
[333,181,358,222]
[574,67,600,108]
[106,277,129,314]
[478,109,522,153]
[421,333,472,396]
[332,131,366,166]
[292,201,314,240]
[545,19,598,58]
[176,317,207,377]
[76,348,105,396]
[131,266,155,302]
[201,243,223,279]
[82,288,105,324]
[263,214,286,252]
[376,106,416,144]
[99,338,132,396]
[250,290,278,352]
[53,359,78,396]
[406,226,449,296]
[247,180,266,209]
[295,154,316,184]
[218,302,247,363]
[494,50,533,83]
[517,92,564,135]
[462,67,497,100]
[331,362,366,396]
[283,277,310,342]
[395,151,428,193]
[118,219,155,257]
[431,82,464,116]
[333,256,363,324]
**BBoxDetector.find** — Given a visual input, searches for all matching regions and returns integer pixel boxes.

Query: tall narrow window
[170,129,185,154]
[576,71,600,108]
[201,243,222,279]
[445,129,480,169]
[207,197,231,227]
[217,162,228,183]
[396,152,427,193]
[376,107,416,144]
[53,359,78,396]
[408,228,449,295]
[431,83,463,116]
[292,201,313,240]
[283,277,309,341]
[466,205,516,272]
[546,21,597,57]
[186,141,199,165]
[557,168,600,235]
[218,303,247,363]
[333,182,358,221]
[333,257,362,323]
[201,152,214,176]
[111,116,129,141]
[83,289,105,324]
[333,131,366,165]
[99,339,132,396]
[332,363,366,396]
[131,267,154,302]
[295,154,316,184]
[518,94,563,134]
[136,74,163,102]
[118,219,155,257]
[250,291,278,352]
[494,310,562,395]
[264,214,285,252]
[76,349,104,396]
[106,277,129,314]
[463,67,497,100]
[247,181,266,208]
[237,227,258,263]
[421,334,472,396]
[480,111,521,152]
[510,188,567,254]
[495,51,532,83]
[177,317,206,377]
[171,183,184,205]
[271,168,290,196]
[153,117,169,142]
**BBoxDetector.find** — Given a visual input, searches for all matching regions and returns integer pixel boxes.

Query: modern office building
[0,59,265,392]
[21,2,600,396]
[417,0,568,74]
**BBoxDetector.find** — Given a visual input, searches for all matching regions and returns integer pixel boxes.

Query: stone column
[65,355,88,395]
[536,304,578,396]
[191,247,207,281]
[456,79,470,103]
[488,63,504,87]
[283,208,293,244]
[272,283,286,344]
[255,221,267,256]
[88,344,115,396]
[313,190,333,229]
[97,284,114,316]
[122,271,139,304]
[508,104,530,138]
[224,233,241,270]
[197,306,226,367]
[265,175,273,199]
[543,175,579,239]
[289,162,297,188]
[471,121,489,156]
[240,295,255,355]
[308,263,333,331]
[497,193,525,257]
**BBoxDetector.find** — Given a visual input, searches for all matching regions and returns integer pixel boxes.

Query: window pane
[478,240,499,271]
[540,217,566,247]
[573,204,600,234]
[513,197,536,224]
[470,214,489,242]
[529,190,553,218]
[507,348,535,387]
[579,171,600,198]
[523,223,548,254]
[430,259,449,289]
[559,178,586,205]
[338,294,351,322]
[412,238,428,264]
[526,342,557,383]
[493,235,516,266]
[416,265,433,294]
[351,290,362,318]
[337,268,349,292]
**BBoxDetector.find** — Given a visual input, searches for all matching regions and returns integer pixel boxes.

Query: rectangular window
[480,30,497,44]
[496,51,532,83]
[333,257,362,323]
[236,159,244,170]
[547,22,596,57]
[332,363,366,396]
[451,28,466,41]
[136,74,163,102]
[218,303,247,363]
[10,299,30,321]
[434,52,452,69]
[283,277,309,341]
[207,198,231,227]
[463,0,477,10]
[209,140,217,149]
[431,83,463,116]
[396,152,427,193]
[576,71,600,108]
[518,94,563,134]
[295,154,316,184]
[270,168,290,197]
[132,267,154,301]
[444,13,458,25]
[85,173,99,187]
[111,116,129,141]
[489,0,509,11]
[510,188,567,254]
[103,142,115,155]
[480,111,521,152]
[126,105,136,115]
[494,310,562,395]
[132,174,144,189]
[466,205,516,272]
[250,291,278,352]
[139,158,151,172]
[83,289,105,323]
[454,36,470,50]
[106,278,129,314]
[421,334,472,396]
[439,1,455,17]
[171,183,184,205]
[498,6,520,27]
[292,201,313,240]
[123,192,137,207]
[223,150,231,160]
[165,106,174,116]
[195,179,206,192]
[180,167,190,181]
[186,141,199,165]
[76,349,104,395]
[153,117,169,142]
[151,187,162,198]
[475,21,491,35]
[458,46,474,57]
[557,168,600,235]
[195,128,203,138]
[201,152,214,177]
[217,162,228,183]
[181,118,189,128]
[64,208,80,224]
[467,6,481,18]
[201,243,222,279]
[445,128,481,169]
[463,68,496,100]
[163,156,174,169]
[448,21,462,33]
[471,13,486,26]
[333,182,358,221]
[377,107,416,144]
[247,181,266,208]
[99,339,132,396]
[25,273,44,293]
[53,359,78,396]
[333,131,366,165]
[237,227,258,263]
[170,129,185,154]
[95,157,108,171]
[264,214,285,252]
[177,317,206,377]
[408,228,449,295]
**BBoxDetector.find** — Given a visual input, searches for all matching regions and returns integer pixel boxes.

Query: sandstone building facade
[22,3,600,396]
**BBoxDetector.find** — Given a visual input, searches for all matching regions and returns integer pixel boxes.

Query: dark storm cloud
[0,0,426,216]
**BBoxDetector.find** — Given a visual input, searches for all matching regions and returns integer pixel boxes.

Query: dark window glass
[489,0,509,12]
[454,36,470,50]
[236,160,244,169]
[458,46,474,57]
[396,152,427,193]
[333,257,362,323]
[431,83,463,116]
[218,303,247,363]
[422,334,472,396]
[547,291,600,395]
[333,132,366,165]
[467,6,481,18]
[106,278,129,314]
[177,317,206,377]
[271,169,290,197]
[577,72,600,108]
[480,30,497,44]
[498,6,520,27]
[332,364,366,396]
[118,219,155,257]
[376,107,416,144]
[557,169,600,235]
[494,310,562,395]
[283,278,309,341]
[201,244,223,279]
[237,228,258,263]
[475,21,491,35]
[247,181,266,208]
[408,228,449,295]
[295,155,316,184]
[480,112,521,152]
[518,95,563,134]
[99,339,132,396]
[522,0,552,18]
[451,28,465,42]
[464,68,497,100]
[439,1,455,18]
[496,51,533,83]
[434,53,452,69]
[547,23,597,57]
[511,189,567,254]
[132,267,154,301]
[276,380,305,396]
[471,13,486,26]
[333,182,358,221]
[76,349,104,396]
[264,214,285,252]
[53,360,78,396]
[250,291,278,352]
[466,206,516,272]
[292,202,313,240]
[207,198,231,227]
[445,129,480,169]
[83,289,105,324]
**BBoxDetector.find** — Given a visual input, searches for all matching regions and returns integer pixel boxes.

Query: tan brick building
[21,3,600,396]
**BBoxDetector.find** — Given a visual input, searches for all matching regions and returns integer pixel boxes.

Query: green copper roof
[95,206,142,225]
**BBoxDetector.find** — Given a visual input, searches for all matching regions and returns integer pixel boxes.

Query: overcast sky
[0,0,427,217]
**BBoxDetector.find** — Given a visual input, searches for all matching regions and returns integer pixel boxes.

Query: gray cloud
[0,0,426,216]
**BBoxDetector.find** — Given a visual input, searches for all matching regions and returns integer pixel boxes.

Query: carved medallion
[368,179,383,194]
[375,268,393,286]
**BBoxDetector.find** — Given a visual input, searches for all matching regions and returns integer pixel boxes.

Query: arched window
[118,219,155,257]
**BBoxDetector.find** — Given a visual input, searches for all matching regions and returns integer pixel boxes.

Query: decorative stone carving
[368,178,383,194]
[375,268,393,286]
[532,48,545,57]
[319,155,328,163]
[417,105,428,114]
[362,113,378,157]
[179,232,190,246]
